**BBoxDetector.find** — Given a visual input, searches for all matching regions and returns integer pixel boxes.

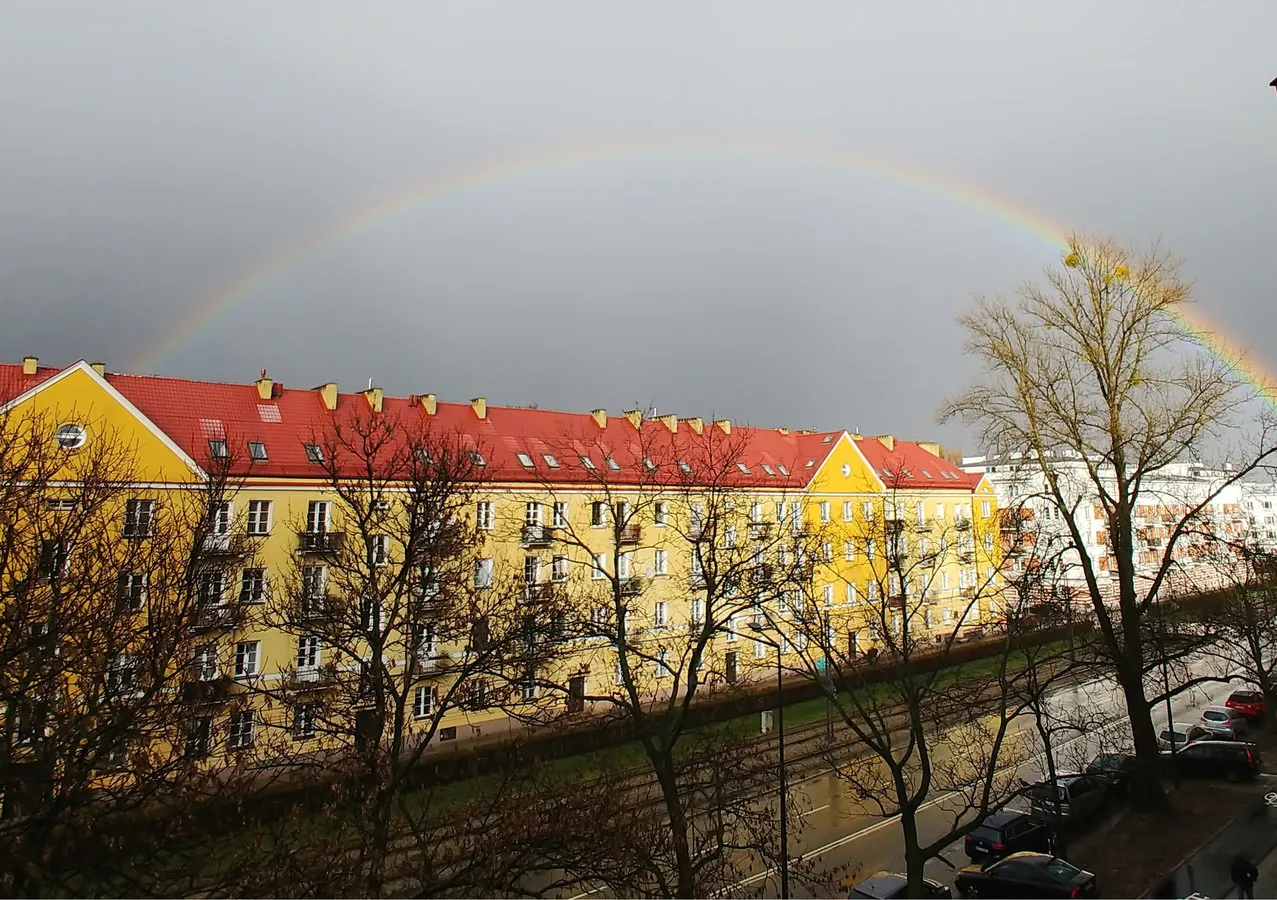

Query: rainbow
[132,134,1276,405]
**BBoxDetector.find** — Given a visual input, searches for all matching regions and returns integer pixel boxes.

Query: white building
[961,449,1277,603]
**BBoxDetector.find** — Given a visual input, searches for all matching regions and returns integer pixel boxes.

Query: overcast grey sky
[2,2,1274,448]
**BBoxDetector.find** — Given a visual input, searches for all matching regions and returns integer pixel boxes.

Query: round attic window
[841,463,852,477]
[55,423,87,451]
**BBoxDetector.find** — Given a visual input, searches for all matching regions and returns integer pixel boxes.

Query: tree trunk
[901,805,927,899]
[1120,668,1168,809]
[653,756,696,898]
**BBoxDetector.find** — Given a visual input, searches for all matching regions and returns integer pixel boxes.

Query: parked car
[955,852,1098,898]
[963,810,1054,862]
[1157,722,1210,751]
[1161,740,1262,782]
[849,871,952,899]
[1027,774,1112,826]
[1084,753,1137,792]
[1225,689,1268,721]
[1199,706,1247,740]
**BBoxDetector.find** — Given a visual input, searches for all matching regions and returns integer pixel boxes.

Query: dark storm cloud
[2,1,1275,448]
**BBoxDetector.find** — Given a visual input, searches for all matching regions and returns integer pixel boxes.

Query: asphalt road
[550,659,1241,899]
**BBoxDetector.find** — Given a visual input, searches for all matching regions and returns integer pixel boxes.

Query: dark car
[955,852,1098,898]
[964,810,1053,862]
[1084,753,1137,792]
[1226,689,1269,721]
[849,871,952,899]
[1161,740,1262,782]
[1027,774,1112,826]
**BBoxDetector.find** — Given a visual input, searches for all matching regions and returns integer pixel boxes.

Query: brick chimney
[255,369,273,400]
[471,397,487,419]
[679,416,703,434]
[660,414,679,433]
[623,409,643,429]
[316,382,338,411]
[420,393,437,415]
[917,440,942,458]
[364,386,383,412]
[713,418,731,434]
[22,356,37,375]
[877,434,895,451]
[90,361,105,376]
[591,408,607,429]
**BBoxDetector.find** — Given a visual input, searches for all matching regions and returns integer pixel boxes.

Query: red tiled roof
[853,437,974,491]
[0,362,843,488]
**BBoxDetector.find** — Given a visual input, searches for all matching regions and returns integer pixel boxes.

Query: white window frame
[844,541,855,561]
[843,501,853,522]
[474,557,494,589]
[551,555,569,582]
[414,685,437,720]
[234,640,260,678]
[690,597,704,624]
[476,501,494,531]
[819,501,830,523]
[982,500,991,518]
[654,549,668,576]
[306,500,330,534]
[229,709,255,749]
[592,553,607,580]
[654,601,669,627]
[654,501,668,526]
[525,502,542,527]
[246,499,272,535]
[297,635,321,674]
[553,501,568,528]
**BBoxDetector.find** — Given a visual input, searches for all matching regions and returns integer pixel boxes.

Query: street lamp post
[750,622,789,899]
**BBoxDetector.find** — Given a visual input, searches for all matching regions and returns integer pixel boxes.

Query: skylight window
[823,435,833,443]
[208,439,228,459]
[736,462,751,474]
[921,470,934,479]
[580,455,597,470]
[760,463,776,476]
[468,450,486,467]
[542,453,560,469]
[643,458,657,472]
[805,459,816,468]
[416,448,432,465]
[304,443,324,464]
[605,456,621,471]
[776,464,790,476]
[677,460,692,474]
[247,441,268,461]
[516,452,535,468]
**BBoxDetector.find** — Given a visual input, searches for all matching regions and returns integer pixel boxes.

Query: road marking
[801,804,830,817]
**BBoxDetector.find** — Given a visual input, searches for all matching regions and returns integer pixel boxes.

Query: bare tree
[941,233,1277,806]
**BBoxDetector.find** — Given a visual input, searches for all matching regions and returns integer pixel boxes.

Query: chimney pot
[22,356,37,375]
[421,393,437,415]
[471,397,487,419]
[591,408,607,429]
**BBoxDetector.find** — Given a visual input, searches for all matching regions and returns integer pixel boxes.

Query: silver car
[1157,722,1210,751]
[1199,706,1246,740]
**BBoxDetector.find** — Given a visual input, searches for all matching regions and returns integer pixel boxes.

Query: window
[614,658,626,685]
[942,607,953,624]
[524,555,541,585]
[677,460,692,474]
[592,553,607,580]
[521,676,539,702]
[617,552,631,579]
[228,710,255,749]
[302,565,326,602]
[691,502,704,534]
[371,534,389,565]
[614,500,631,525]
[55,422,87,450]
[476,501,494,530]
[524,501,542,527]
[123,499,154,537]
[108,654,138,694]
[580,455,597,471]
[843,501,853,522]
[916,501,926,525]
[844,541,855,561]
[726,525,737,548]
[727,615,739,640]
[846,582,857,604]
[821,541,832,561]
[230,568,262,606]
[246,500,271,534]
[790,501,802,532]
[542,453,560,468]
[605,456,621,471]
[209,439,228,459]
[474,557,494,589]
[820,501,830,523]
[516,451,535,468]
[936,503,945,520]
[691,597,704,624]
[981,500,991,518]
[654,501,668,526]
[297,636,321,673]
[293,702,320,739]
[691,549,703,578]
[654,601,669,627]
[867,581,879,600]
[552,555,569,582]
[866,539,876,560]
[823,584,834,607]
[749,502,762,524]
[761,463,775,476]
[924,609,933,629]
[306,501,329,534]
[755,637,768,659]
[199,570,225,606]
[194,644,219,680]
[414,685,437,719]
[186,716,213,758]
[737,461,750,474]
[775,501,787,524]
[984,533,994,552]
[234,641,260,678]
[643,457,657,472]
[863,501,874,520]
[304,443,324,463]
[116,572,148,611]
[656,648,673,677]
[591,501,607,527]
[247,441,268,461]
[468,450,486,467]
[552,501,568,528]
[940,570,950,590]
[654,549,668,575]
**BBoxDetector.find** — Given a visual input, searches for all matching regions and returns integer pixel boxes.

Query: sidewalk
[1146,789,1277,899]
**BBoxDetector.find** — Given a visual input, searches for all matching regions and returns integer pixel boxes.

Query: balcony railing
[192,604,235,630]
[521,524,556,547]
[288,667,336,691]
[297,531,344,554]
[298,596,330,621]
[524,582,554,602]
[618,524,642,545]
[416,650,454,673]
[179,675,234,705]
[748,522,773,540]
[750,563,775,585]
[619,577,643,597]
[955,518,972,531]
[201,533,250,556]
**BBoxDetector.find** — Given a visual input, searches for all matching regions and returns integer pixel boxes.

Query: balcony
[748,522,774,540]
[617,524,642,545]
[415,651,454,673]
[524,582,554,602]
[955,518,972,531]
[179,675,234,705]
[297,531,344,554]
[298,596,330,621]
[288,667,336,691]
[201,533,250,557]
[192,604,236,630]
[885,518,905,536]
[959,552,974,564]
[619,577,643,597]
[521,524,556,547]
[750,563,776,585]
